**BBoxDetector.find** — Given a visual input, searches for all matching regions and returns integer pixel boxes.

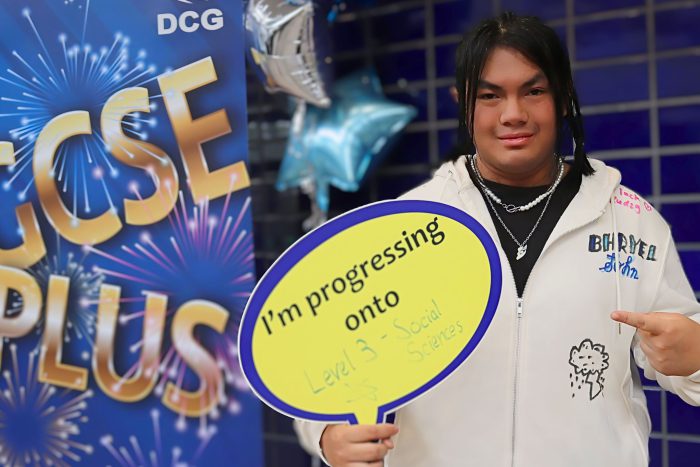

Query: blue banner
[0,0,262,465]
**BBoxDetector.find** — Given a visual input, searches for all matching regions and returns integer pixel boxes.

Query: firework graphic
[0,344,94,466]
[5,236,103,360]
[30,248,103,349]
[100,408,216,467]
[87,188,254,428]
[63,0,84,8]
[0,3,160,215]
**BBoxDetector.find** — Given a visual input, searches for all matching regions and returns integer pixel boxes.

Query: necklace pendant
[516,244,527,260]
[504,204,519,213]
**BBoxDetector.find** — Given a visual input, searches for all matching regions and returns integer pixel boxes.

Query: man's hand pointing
[611,311,700,377]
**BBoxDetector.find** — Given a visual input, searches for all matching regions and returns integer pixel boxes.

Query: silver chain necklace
[470,154,564,213]
[469,154,562,261]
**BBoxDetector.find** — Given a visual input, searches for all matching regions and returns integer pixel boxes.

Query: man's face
[471,46,558,184]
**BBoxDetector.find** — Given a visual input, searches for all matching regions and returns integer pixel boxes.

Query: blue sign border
[239,199,502,424]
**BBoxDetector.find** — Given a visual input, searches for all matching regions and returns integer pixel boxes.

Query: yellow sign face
[239,200,501,424]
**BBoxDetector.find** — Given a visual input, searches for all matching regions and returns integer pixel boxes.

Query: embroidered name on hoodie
[598,254,639,280]
[588,233,657,262]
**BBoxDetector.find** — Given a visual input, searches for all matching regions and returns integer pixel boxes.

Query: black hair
[454,11,594,176]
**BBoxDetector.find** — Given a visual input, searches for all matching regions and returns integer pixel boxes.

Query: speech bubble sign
[239,200,501,425]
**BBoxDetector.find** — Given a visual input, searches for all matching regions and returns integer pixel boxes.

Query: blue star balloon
[276,69,417,228]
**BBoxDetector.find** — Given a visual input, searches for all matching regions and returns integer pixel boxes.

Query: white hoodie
[294,157,700,467]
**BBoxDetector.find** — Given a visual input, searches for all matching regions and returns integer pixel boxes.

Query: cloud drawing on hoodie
[569,339,610,400]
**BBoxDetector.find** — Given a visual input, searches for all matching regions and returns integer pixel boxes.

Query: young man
[295,12,700,466]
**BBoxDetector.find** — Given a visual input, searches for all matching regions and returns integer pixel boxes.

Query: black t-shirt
[465,159,583,297]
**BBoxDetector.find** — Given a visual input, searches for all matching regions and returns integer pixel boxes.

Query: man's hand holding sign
[612,311,700,377]
[238,200,502,466]
[320,423,398,467]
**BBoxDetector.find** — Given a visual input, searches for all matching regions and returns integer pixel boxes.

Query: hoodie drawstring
[610,188,622,334]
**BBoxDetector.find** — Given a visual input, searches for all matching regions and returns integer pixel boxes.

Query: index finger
[610,311,663,334]
[347,423,399,442]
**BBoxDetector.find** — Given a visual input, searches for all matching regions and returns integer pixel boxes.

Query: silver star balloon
[246,0,332,107]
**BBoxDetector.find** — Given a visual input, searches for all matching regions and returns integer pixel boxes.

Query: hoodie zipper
[509,213,606,467]
[511,289,524,467]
